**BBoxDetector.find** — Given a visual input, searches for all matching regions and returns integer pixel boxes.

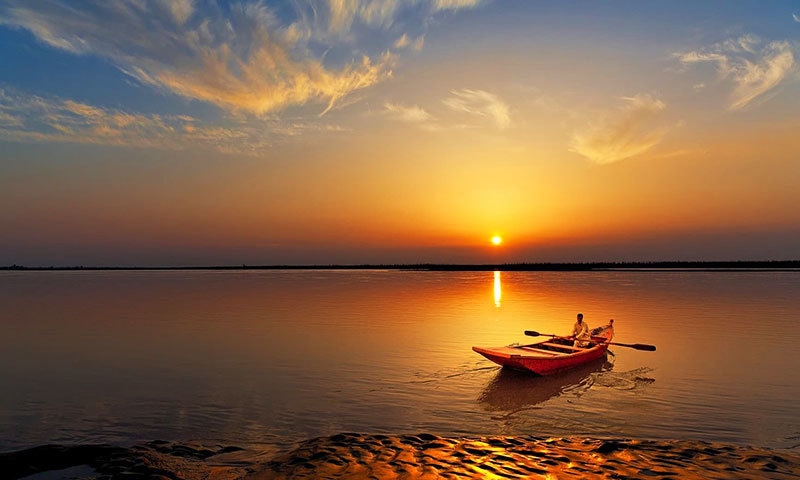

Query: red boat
[472,320,615,376]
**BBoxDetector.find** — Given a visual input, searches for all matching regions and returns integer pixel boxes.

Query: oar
[524,330,656,352]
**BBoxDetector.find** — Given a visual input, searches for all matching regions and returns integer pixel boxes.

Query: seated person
[571,313,591,348]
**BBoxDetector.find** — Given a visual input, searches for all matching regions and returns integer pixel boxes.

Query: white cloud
[570,94,669,165]
[433,0,483,11]
[729,43,794,110]
[292,0,479,45]
[384,92,514,132]
[0,1,401,116]
[384,103,432,123]
[0,89,338,154]
[394,33,410,49]
[676,35,797,110]
[320,0,483,33]
[0,0,490,150]
[0,0,486,119]
[155,0,194,25]
[0,110,23,127]
[793,13,800,23]
[443,89,510,129]
[0,90,23,127]
[394,33,425,51]
[324,0,402,33]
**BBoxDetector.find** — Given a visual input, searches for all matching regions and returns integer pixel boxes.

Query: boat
[472,320,614,376]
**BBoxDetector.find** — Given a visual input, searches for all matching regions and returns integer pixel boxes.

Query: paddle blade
[524,330,540,337]
[632,343,656,351]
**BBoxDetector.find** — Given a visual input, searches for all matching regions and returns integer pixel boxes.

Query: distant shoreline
[3,260,800,271]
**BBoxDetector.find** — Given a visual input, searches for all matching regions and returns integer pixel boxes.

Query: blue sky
[1,1,799,266]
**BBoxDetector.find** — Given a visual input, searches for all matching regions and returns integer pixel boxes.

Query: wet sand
[4,434,800,480]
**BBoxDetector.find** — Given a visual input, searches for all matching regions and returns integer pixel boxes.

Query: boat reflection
[478,355,614,412]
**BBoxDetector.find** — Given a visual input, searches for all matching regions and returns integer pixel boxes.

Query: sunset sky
[1,0,799,266]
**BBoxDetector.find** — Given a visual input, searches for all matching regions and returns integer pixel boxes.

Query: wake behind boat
[473,320,615,376]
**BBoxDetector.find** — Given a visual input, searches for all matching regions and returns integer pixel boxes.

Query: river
[1,269,798,452]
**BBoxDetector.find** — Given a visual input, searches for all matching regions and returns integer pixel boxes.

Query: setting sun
[491,236,503,246]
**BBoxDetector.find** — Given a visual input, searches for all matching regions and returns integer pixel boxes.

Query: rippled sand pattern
[253,434,800,479]
[3,435,799,479]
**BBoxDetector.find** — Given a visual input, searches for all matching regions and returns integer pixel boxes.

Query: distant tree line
[3,260,800,271]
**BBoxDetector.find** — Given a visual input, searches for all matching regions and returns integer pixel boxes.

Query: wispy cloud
[383,103,432,123]
[394,33,425,51]
[0,88,339,154]
[794,13,800,23]
[317,0,483,34]
[443,89,511,129]
[0,0,481,118]
[157,0,194,26]
[433,0,484,11]
[0,1,396,116]
[675,35,797,110]
[0,95,23,127]
[570,94,669,165]
[322,0,401,34]
[384,90,513,132]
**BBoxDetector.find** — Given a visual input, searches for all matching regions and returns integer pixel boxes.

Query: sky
[1,0,799,266]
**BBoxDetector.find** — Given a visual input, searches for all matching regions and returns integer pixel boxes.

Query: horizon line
[3,260,800,272]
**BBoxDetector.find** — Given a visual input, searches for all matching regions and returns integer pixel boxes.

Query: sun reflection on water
[493,270,502,307]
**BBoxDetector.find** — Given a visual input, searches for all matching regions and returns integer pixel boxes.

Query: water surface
[1,270,798,451]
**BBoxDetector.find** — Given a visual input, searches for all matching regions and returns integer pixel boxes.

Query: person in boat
[571,313,591,348]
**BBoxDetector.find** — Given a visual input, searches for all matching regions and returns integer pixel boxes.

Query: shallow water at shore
[2,269,799,457]
[6,435,800,480]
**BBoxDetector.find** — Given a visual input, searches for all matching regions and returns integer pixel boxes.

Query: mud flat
[4,434,800,479]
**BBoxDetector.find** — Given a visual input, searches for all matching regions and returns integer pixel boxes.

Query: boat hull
[472,323,614,376]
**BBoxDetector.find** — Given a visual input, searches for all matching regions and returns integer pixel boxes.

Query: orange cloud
[0,1,395,116]
[0,89,342,154]
[0,1,487,118]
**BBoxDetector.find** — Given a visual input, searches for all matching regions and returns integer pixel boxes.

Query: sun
[491,235,503,246]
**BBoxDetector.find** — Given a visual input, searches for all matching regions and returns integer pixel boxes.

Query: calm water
[1,270,799,452]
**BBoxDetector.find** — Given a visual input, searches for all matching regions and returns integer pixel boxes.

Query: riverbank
[5,434,800,479]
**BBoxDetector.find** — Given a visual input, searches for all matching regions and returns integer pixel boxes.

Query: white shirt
[572,320,589,338]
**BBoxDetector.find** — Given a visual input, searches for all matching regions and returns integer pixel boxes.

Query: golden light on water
[494,270,502,307]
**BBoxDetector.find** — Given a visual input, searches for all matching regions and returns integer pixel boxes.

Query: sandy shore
[3,434,800,479]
